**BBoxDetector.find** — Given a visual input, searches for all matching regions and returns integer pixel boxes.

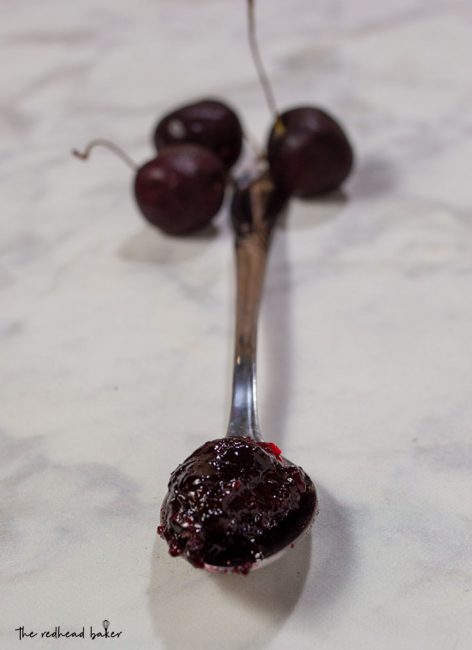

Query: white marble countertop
[2,1,472,648]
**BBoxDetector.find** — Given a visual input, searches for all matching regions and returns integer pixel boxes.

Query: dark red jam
[157,436,316,573]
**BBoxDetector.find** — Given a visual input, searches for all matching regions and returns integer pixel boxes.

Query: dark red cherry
[72,139,227,236]
[153,99,243,169]
[267,107,354,198]
[134,145,227,235]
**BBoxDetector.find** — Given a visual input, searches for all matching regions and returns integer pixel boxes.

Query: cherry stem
[72,139,138,171]
[247,0,279,123]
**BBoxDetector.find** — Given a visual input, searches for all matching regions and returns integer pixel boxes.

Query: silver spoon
[202,174,318,573]
[158,173,318,574]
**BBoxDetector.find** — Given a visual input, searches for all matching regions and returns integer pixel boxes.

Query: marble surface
[1,0,472,648]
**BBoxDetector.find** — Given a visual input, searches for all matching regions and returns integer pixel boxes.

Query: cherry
[73,140,227,236]
[153,98,243,169]
[267,107,354,197]
[246,0,354,198]
[135,145,227,235]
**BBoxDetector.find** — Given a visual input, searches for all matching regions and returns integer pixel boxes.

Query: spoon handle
[226,175,281,441]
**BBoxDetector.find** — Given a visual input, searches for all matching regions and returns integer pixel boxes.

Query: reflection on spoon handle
[226,174,284,442]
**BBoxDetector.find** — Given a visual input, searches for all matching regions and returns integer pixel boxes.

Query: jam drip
[158,436,315,573]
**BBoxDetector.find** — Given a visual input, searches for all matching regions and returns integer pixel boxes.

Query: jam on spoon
[158,437,315,573]
[158,173,318,573]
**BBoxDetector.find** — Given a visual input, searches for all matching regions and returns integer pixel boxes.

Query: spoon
[158,173,318,573]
